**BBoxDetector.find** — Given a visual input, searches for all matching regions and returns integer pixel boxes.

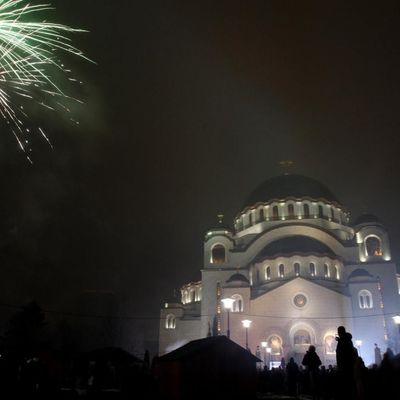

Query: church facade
[159,175,400,366]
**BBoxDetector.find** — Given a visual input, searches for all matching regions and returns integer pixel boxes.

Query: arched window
[309,262,316,276]
[279,264,284,278]
[358,290,373,309]
[318,205,324,218]
[232,294,243,312]
[249,212,253,226]
[265,266,271,280]
[259,208,265,222]
[288,204,295,219]
[294,262,300,276]
[365,236,383,256]
[249,269,253,285]
[304,204,310,218]
[166,314,176,329]
[211,244,226,264]
[190,290,195,303]
[330,208,335,221]
[272,206,279,220]
[294,329,311,345]
[325,335,336,354]
[335,265,340,280]
[324,263,329,278]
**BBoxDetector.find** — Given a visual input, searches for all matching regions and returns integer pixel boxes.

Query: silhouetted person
[286,357,299,397]
[335,326,357,400]
[302,345,321,400]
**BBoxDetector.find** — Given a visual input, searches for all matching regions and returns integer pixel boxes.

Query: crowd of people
[257,326,400,400]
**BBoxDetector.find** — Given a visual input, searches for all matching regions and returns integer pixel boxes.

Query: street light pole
[241,319,252,351]
[221,298,235,339]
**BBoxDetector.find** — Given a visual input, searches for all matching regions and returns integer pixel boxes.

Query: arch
[358,289,373,309]
[211,244,226,264]
[290,323,315,349]
[365,236,383,257]
[330,207,335,221]
[259,208,265,222]
[294,262,300,276]
[166,314,176,329]
[242,225,349,267]
[318,205,324,218]
[304,203,310,218]
[232,294,243,312]
[249,212,253,226]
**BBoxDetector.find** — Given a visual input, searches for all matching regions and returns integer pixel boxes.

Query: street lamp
[261,341,267,366]
[241,319,252,350]
[221,297,235,339]
[355,339,362,357]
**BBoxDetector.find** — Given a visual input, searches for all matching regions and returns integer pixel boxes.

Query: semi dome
[242,174,340,210]
[256,236,336,259]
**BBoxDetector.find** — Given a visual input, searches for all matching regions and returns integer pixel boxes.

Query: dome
[242,174,340,210]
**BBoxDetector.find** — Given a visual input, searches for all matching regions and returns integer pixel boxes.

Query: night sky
[1,1,400,351]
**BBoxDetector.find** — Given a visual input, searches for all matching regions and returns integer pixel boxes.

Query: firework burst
[0,0,92,162]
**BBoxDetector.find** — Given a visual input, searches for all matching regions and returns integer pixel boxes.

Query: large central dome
[243,174,340,210]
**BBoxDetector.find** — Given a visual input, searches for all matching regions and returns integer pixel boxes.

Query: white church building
[159,174,400,366]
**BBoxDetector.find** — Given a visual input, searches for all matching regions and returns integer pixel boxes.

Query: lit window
[365,236,382,257]
[294,262,300,276]
[335,265,340,280]
[325,335,336,354]
[310,262,316,276]
[294,329,311,345]
[272,206,279,220]
[279,264,284,278]
[358,290,373,309]
[211,244,226,264]
[166,314,176,329]
[268,335,283,355]
[324,263,329,278]
[259,208,265,222]
[318,205,324,218]
[265,266,271,280]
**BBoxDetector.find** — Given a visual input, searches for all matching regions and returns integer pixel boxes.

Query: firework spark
[0,0,92,160]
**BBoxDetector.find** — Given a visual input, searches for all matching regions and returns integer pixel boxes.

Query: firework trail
[0,0,92,162]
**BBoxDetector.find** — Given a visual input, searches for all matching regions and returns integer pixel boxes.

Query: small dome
[242,174,340,211]
[226,273,250,284]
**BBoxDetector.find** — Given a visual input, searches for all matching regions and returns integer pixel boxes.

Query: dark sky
[1,0,400,344]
